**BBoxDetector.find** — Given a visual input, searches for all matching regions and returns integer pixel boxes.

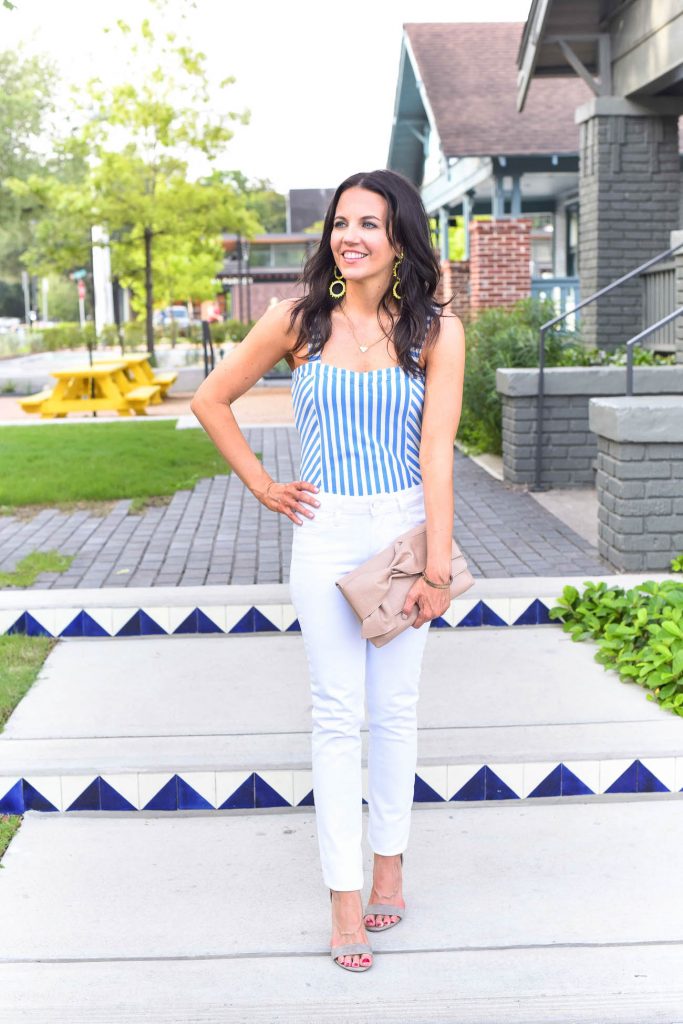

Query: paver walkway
[0,429,607,588]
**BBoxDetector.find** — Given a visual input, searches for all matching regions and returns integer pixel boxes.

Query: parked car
[153,305,192,329]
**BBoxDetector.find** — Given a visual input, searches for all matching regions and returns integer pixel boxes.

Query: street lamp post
[236,233,244,323]
[242,239,251,323]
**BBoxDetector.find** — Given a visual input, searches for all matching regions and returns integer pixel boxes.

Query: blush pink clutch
[335,522,474,648]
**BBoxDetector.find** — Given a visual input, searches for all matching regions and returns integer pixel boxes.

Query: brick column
[469,219,531,313]
[437,259,470,318]
[589,396,683,571]
[578,111,680,350]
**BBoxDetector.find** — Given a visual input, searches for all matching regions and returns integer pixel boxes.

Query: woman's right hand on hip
[259,480,320,525]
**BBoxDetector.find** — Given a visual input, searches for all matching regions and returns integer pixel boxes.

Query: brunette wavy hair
[288,169,447,377]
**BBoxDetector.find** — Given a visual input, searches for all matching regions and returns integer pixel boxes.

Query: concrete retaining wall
[496,366,683,488]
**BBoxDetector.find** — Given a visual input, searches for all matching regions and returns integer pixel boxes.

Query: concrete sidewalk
[1,582,683,1020]
[1,803,682,1022]
[2,627,683,794]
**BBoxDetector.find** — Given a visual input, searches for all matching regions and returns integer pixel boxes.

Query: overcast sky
[4,0,532,193]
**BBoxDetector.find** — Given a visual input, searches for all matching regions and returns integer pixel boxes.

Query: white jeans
[288,482,430,891]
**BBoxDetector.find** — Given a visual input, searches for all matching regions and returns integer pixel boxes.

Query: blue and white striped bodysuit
[291,325,430,496]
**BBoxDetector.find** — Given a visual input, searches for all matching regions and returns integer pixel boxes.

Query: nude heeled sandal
[329,890,373,972]
[364,852,405,932]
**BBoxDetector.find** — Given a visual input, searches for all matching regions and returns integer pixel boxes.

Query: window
[529,214,555,277]
[566,203,579,277]
[248,248,271,267]
[272,245,307,268]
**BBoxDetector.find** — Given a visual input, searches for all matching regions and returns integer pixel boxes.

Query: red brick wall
[469,219,531,313]
[229,280,303,323]
[437,259,470,318]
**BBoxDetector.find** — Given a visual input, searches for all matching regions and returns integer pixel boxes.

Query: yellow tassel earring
[329,265,346,300]
[392,252,403,301]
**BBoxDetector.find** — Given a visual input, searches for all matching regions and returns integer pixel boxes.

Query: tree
[224,171,287,233]
[0,48,58,280]
[8,15,260,356]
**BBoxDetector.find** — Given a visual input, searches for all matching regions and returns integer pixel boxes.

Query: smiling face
[330,186,400,287]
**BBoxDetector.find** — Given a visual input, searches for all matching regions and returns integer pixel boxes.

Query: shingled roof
[404,22,593,157]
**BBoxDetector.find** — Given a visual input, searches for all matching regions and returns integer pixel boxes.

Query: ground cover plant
[550,579,683,715]
[0,420,232,509]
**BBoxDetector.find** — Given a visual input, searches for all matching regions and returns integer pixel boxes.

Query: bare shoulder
[423,310,465,367]
[260,296,300,329]
[435,309,465,333]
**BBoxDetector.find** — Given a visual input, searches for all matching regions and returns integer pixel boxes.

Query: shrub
[549,579,683,716]
[458,297,676,454]
[458,297,571,453]
[32,323,96,351]
[210,319,254,344]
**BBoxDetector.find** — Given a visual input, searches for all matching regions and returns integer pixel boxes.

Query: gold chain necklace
[339,303,390,354]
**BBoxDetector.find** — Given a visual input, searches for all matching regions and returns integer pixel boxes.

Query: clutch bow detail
[335,523,474,648]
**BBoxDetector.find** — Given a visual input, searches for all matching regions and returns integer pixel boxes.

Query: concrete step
[0,804,682,1022]
[2,628,682,812]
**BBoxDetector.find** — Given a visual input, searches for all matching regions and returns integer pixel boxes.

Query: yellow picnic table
[20,361,161,418]
[94,353,178,402]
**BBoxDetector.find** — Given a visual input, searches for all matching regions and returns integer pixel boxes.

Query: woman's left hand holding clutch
[401,576,452,629]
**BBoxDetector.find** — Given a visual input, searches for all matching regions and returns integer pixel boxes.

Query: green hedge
[458,298,676,454]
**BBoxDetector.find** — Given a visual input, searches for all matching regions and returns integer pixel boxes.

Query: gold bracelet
[421,571,452,590]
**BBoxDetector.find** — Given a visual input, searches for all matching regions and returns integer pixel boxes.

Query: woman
[190,169,465,973]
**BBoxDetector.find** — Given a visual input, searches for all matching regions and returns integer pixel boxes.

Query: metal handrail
[534,239,683,490]
[625,307,683,395]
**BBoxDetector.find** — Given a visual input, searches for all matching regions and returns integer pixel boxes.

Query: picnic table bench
[94,354,178,402]
[19,362,161,418]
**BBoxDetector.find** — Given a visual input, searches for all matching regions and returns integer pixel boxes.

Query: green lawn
[0,550,74,588]
[0,815,22,865]
[0,420,232,508]
[0,633,57,732]
[0,634,56,864]
[0,618,60,868]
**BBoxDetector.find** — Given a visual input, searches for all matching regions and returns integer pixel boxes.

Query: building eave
[388,30,443,185]
[516,0,555,112]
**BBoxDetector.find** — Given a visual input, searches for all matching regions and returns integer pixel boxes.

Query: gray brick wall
[497,366,683,489]
[589,396,683,572]
[578,113,680,350]
[595,437,683,571]
[501,393,597,487]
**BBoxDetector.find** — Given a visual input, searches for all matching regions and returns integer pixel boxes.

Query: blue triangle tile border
[0,758,678,815]
[173,608,223,635]
[230,608,280,634]
[3,598,568,638]
[7,612,53,638]
[117,610,166,637]
[61,611,109,639]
